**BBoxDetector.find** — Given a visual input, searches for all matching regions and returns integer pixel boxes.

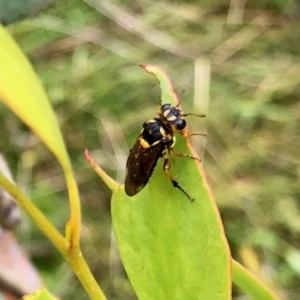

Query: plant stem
[0,172,107,300]
[233,259,280,300]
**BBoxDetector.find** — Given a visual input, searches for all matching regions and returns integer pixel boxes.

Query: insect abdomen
[124,119,173,196]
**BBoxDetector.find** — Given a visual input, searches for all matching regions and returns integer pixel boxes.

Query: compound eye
[176,119,186,130]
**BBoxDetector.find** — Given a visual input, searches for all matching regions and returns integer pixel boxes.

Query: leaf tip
[84,149,119,192]
[139,64,147,70]
[84,148,98,170]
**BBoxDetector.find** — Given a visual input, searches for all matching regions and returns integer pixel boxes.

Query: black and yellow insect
[125,100,205,201]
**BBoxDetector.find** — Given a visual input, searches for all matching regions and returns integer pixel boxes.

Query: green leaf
[0,24,81,246]
[0,26,108,300]
[110,65,231,299]
[233,260,279,300]
[0,24,69,168]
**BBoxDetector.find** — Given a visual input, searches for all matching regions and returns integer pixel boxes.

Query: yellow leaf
[0,25,81,246]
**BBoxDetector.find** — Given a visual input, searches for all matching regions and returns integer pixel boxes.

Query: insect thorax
[139,118,173,149]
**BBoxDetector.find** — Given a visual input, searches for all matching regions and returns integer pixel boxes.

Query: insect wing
[125,139,164,196]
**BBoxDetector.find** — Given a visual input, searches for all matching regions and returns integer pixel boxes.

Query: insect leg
[181,113,206,137]
[182,113,206,118]
[184,132,207,138]
[168,148,201,163]
[163,156,194,202]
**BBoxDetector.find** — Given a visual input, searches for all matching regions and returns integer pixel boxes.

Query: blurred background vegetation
[1,0,300,299]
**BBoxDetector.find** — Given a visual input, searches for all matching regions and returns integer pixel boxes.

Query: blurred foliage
[0,0,54,25]
[1,0,300,299]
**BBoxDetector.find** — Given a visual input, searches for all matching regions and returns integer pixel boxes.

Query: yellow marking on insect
[140,138,150,149]
[163,109,171,118]
[147,119,157,123]
[139,137,161,149]
[152,140,161,146]
[167,115,177,121]
[170,135,176,148]
[159,126,166,137]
